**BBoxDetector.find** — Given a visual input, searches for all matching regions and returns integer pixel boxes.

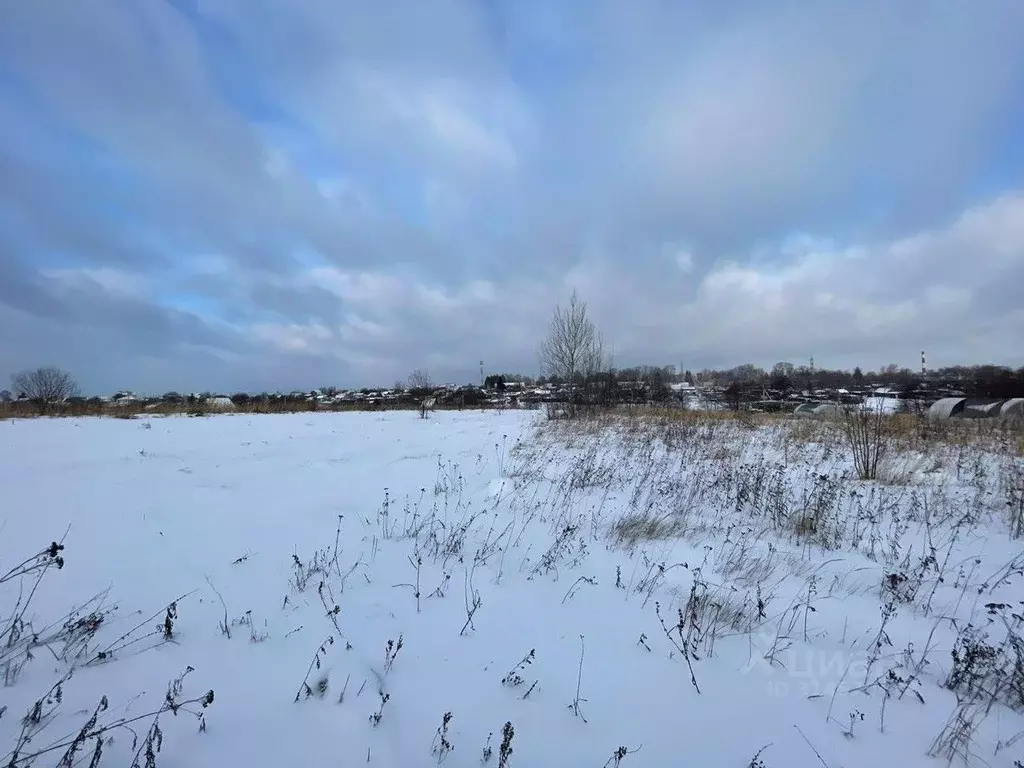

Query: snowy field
[1,410,1023,767]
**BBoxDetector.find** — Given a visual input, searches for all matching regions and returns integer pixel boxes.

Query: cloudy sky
[2,1,1023,395]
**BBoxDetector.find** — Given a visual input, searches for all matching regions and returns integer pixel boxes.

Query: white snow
[1,410,1022,767]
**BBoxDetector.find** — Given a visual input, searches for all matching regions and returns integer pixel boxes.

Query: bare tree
[538,290,608,409]
[407,369,434,390]
[10,367,80,414]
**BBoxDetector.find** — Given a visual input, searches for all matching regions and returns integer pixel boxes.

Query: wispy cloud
[1,0,1022,393]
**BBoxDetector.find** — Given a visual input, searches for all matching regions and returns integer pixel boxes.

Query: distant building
[1003,398,1024,423]
[927,397,1024,422]
[793,403,845,419]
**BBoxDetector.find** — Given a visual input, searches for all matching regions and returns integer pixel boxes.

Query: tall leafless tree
[10,367,80,414]
[407,368,434,390]
[538,290,608,408]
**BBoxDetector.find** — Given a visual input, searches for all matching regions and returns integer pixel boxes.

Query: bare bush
[843,408,890,480]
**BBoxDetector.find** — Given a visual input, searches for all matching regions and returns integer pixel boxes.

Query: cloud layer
[1,0,1022,393]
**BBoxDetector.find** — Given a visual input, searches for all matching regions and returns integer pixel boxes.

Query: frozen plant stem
[498,722,515,768]
[294,636,334,702]
[412,554,422,613]
[604,744,642,767]
[0,537,67,588]
[383,634,404,675]
[863,600,896,686]
[338,673,351,704]
[561,575,597,604]
[568,634,588,722]
[654,602,701,694]
[89,591,196,665]
[205,576,231,639]
[330,514,344,577]
[481,732,493,763]
[747,744,772,768]
[430,710,454,763]
[6,668,214,767]
[794,725,832,768]
[803,576,817,643]
[501,649,536,688]
[369,691,390,727]
[392,555,423,613]
[460,566,482,636]
[317,579,345,641]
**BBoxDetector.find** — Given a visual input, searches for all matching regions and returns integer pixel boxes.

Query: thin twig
[793,725,831,768]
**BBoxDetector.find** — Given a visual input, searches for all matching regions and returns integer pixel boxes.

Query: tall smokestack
[921,350,926,376]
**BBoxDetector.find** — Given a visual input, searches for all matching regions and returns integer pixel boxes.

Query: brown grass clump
[611,511,685,546]
[786,418,830,446]
[615,406,781,427]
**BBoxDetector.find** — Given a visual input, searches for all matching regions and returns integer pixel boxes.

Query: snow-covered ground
[1,410,1022,767]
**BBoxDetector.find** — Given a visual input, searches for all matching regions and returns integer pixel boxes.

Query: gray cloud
[0,0,1022,394]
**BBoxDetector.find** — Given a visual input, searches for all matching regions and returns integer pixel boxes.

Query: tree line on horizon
[5,360,1023,417]
[491,363,1024,398]
[5,293,1024,416]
